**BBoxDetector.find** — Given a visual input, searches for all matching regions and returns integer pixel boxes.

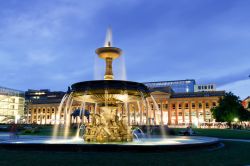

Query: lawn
[21,125,78,137]
[172,128,250,139]
[0,141,249,166]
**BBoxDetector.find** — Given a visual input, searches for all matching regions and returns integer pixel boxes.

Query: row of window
[33,108,55,114]
[33,115,64,119]
[149,102,217,110]
[197,85,214,90]
[171,111,212,116]
[31,107,81,114]
[31,101,217,116]
[171,102,216,110]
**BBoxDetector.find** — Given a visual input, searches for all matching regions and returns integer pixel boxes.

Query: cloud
[218,79,250,100]
[0,0,249,99]
[198,68,250,86]
[26,51,57,65]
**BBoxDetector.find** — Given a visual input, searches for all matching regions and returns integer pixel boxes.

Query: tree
[211,92,250,124]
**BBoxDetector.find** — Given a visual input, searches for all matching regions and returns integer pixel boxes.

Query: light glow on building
[0,86,25,123]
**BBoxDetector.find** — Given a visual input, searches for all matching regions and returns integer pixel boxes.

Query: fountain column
[96,28,122,81]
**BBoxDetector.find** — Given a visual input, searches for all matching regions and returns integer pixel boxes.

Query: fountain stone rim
[71,80,151,97]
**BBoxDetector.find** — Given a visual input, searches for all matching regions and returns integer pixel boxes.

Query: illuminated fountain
[0,29,220,151]
[53,28,153,143]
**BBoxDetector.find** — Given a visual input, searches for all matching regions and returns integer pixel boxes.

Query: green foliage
[211,92,250,123]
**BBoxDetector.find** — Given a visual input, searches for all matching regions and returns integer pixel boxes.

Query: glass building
[143,79,196,93]
[0,86,25,123]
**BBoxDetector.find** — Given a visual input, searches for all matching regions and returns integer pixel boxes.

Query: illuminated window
[172,104,176,109]
[192,103,195,109]
[185,103,189,109]
[206,103,209,108]
[199,103,202,108]
[179,104,182,109]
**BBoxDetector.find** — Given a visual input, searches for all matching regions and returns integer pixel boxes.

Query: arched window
[198,103,202,109]
[206,103,209,108]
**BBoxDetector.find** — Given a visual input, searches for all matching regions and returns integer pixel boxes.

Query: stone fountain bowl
[0,136,221,152]
[70,80,150,103]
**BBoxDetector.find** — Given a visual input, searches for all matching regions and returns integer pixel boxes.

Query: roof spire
[104,27,112,47]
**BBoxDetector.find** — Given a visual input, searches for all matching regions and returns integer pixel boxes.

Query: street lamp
[233,117,238,122]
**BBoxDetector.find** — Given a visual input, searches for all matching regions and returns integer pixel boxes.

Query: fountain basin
[71,80,150,103]
[0,136,220,152]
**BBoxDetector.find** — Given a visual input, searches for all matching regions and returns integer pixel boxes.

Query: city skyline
[0,0,249,99]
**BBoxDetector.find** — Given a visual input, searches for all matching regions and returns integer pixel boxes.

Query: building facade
[194,84,216,92]
[149,89,224,126]
[25,89,65,124]
[0,86,25,123]
[27,87,225,126]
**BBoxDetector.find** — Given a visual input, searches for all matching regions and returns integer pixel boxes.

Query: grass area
[21,125,77,137]
[173,128,250,139]
[0,141,249,166]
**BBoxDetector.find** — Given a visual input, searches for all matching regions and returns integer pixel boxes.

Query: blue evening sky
[0,0,249,99]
